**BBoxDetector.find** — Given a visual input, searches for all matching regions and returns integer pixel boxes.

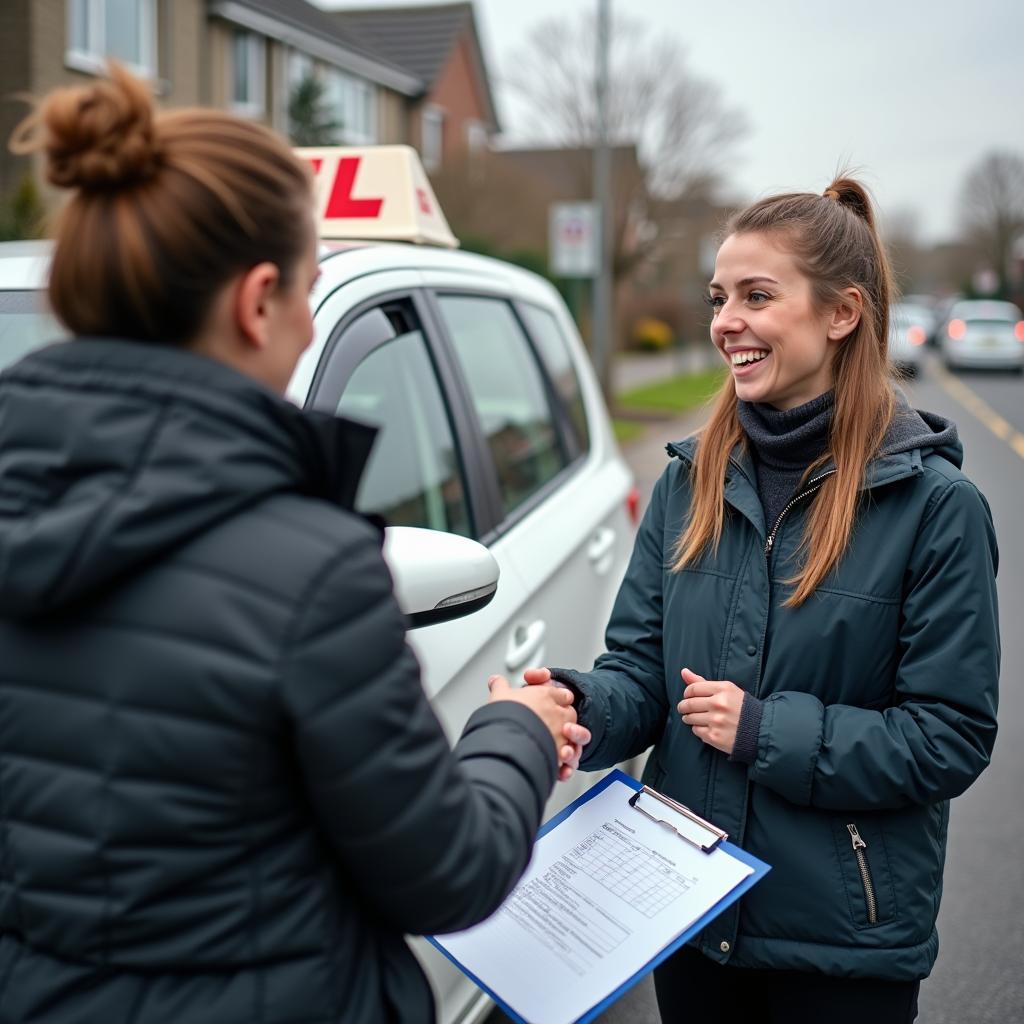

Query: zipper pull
[847,823,867,850]
[765,534,774,555]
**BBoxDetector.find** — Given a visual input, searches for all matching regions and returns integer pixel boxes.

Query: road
[488,352,1024,1024]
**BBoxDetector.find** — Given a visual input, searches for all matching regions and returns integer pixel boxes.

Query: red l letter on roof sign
[321,156,384,219]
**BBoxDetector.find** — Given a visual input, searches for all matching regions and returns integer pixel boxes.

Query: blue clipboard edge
[427,768,771,1024]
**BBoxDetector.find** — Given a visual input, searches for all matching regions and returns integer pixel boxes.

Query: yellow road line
[930,360,1024,461]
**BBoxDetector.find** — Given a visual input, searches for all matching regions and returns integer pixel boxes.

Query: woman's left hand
[677,668,745,756]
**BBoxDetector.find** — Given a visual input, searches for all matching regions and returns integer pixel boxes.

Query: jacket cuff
[549,667,607,756]
[728,692,764,765]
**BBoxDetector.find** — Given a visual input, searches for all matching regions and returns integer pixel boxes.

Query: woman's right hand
[488,675,579,774]
[521,667,592,782]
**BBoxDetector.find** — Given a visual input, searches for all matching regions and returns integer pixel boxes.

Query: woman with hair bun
[526,177,1000,1022]
[0,65,587,1023]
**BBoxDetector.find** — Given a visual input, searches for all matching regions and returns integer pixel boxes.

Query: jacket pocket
[832,817,897,928]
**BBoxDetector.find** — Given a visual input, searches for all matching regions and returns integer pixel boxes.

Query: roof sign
[297,144,459,249]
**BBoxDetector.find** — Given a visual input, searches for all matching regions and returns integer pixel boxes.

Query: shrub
[631,315,674,351]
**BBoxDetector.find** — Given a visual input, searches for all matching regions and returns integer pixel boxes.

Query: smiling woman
[526,174,1000,1024]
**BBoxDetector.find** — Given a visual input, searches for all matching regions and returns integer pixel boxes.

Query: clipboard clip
[628,785,728,853]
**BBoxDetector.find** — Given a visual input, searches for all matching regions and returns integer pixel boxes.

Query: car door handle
[506,619,547,673]
[587,527,616,574]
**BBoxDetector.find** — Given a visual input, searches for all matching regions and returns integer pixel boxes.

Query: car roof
[0,239,559,308]
[950,299,1022,321]
[0,240,52,289]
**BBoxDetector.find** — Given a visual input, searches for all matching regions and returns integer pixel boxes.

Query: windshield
[0,290,66,373]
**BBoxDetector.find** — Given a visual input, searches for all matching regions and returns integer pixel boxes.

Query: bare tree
[503,10,746,201]
[958,150,1024,295]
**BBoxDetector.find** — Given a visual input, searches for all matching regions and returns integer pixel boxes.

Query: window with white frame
[231,30,265,117]
[324,69,377,145]
[66,0,156,77]
[421,106,444,172]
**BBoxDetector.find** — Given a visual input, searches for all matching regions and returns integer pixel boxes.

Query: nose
[711,298,745,343]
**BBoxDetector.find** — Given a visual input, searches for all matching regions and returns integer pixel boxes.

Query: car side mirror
[382,526,499,629]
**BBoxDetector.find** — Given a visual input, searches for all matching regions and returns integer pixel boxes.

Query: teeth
[731,350,768,366]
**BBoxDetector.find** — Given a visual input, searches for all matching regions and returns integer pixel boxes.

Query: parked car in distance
[939,299,1024,373]
[0,146,640,1024]
[889,302,931,377]
[899,293,938,343]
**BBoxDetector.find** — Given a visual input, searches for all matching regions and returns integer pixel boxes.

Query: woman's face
[708,231,837,410]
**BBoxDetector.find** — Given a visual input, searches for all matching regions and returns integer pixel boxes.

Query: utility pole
[591,0,612,398]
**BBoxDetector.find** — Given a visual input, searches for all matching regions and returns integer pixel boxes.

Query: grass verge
[612,419,647,445]
[616,368,726,416]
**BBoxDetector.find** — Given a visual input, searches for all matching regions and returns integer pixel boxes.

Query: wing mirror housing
[382,526,499,629]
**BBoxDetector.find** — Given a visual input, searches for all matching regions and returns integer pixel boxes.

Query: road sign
[549,202,599,278]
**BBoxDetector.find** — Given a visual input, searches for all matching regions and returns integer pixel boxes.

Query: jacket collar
[666,435,926,541]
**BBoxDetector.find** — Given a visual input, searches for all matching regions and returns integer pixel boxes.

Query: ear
[234,262,281,350]
[827,287,863,341]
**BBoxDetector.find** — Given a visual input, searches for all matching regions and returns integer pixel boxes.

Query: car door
[427,290,635,695]
[307,282,533,734]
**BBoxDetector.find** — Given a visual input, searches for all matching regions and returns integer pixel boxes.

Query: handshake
[488,666,591,782]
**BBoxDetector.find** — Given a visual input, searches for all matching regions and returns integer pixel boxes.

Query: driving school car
[0,145,638,1024]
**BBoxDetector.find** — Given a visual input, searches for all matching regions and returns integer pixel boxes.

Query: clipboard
[428,769,770,1024]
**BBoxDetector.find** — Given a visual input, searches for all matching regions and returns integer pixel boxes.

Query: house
[331,3,499,173]
[0,0,499,217]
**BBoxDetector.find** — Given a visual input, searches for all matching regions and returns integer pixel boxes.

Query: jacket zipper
[846,823,878,924]
[764,470,836,555]
[750,470,835,695]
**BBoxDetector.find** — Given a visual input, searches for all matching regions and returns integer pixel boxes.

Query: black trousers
[653,945,920,1024]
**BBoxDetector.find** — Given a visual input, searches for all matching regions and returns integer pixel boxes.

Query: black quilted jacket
[0,340,556,1023]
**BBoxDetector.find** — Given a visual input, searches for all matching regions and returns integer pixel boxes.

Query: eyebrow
[708,276,780,290]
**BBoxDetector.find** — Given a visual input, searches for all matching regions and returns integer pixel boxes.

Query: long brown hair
[673,177,896,606]
[9,63,313,345]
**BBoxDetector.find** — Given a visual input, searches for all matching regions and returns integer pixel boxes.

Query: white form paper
[435,780,755,1024]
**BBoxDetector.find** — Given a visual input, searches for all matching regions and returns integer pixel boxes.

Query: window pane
[105,0,142,64]
[519,304,591,454]
[337,328,470,536]
[0,292,68,373]
[438,296,565,516]
[233,32,250,104]
[69,0,91,53]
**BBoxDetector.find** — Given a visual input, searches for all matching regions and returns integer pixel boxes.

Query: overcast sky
[321,0,1022,245]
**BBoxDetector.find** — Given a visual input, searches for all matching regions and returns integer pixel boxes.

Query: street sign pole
[591,0,612,397]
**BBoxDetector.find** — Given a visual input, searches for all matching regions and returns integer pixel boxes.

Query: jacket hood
[0,339,376,619]
[878,390,961,466]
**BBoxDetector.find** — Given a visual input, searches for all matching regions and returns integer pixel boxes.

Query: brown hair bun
[822,177,875,230]
[15,61,160,191]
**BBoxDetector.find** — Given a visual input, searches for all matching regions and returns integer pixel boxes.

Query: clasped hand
[488,668,591,782]
[677,667,744,756]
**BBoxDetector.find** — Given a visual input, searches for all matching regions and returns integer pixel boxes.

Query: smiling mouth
[728,349,769,367]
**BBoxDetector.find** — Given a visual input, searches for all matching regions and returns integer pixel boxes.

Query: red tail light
[948,319,966,341]
[907,325,926,346]
[626,485,641,527]
[1015,321,1024,342]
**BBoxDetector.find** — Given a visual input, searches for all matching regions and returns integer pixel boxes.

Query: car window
[518,302,590,456]
[436,295,566,517]
[336,313,471,537]
[0,291,66,373]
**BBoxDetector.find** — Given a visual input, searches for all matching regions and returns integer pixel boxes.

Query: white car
[888,301,930,377]
[940,299,1024,373]
[0,149,638,1024]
